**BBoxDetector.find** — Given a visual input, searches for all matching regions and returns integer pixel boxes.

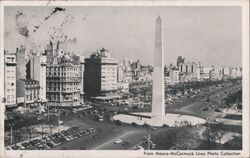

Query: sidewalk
[34,124,70,134]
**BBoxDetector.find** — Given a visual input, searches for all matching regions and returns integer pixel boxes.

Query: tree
[115,120,122,126]
[24,126,36,141]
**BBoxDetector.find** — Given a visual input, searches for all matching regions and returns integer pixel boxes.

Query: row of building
[4,41,134,109]
[4,42,242,109]
[164,56,242,86]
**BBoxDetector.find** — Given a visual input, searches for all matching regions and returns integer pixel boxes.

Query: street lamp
[146,134,155,150]
[10,124,13,145]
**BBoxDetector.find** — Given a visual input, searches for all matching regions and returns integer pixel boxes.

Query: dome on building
[64,54,71,62]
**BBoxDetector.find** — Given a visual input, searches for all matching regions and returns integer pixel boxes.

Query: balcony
[6,62,17,66]
[41,62,47,66]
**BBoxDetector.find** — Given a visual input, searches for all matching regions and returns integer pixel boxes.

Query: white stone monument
[112,16,206,127]
[151,16,165,126]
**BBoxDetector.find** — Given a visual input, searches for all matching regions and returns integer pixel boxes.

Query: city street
[167,83,242,119]
[3,5,245,154]
[51,81,242,150]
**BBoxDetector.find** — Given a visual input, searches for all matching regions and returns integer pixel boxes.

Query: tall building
[236,67,242,78]
[117,63,124,83]
[16,45,26,80]
[79,56,85,101]
[29,55,47,104]
[220,66,230,79]
[71,54,85,100]
[196,62,201,81]
[230,67,238,78]
[131,60,141,80]
[164,65,179,85]
[151,16,165,124]
[179,62,197,74]
[210,67,220,81]
[4,50,17,108]
[84,48,118,97]
[200,66,213,80]
[177,56,185,67]
[45,41,54,56]
[178,60,201,82]
[46,54,82,107]
[170,69,179,85]
[122,57,132,72]
[139,65,153,81]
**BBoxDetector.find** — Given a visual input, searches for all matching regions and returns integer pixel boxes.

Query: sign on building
[17,97,25,103]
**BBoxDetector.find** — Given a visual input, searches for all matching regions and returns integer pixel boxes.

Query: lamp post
[10,124,13,145]
[42,119,44,138]
[147,134,151,150]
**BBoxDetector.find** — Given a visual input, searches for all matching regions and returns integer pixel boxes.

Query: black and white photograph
[0,0,249,158]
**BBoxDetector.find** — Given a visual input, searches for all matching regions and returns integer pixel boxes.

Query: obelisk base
[151,115,165,126]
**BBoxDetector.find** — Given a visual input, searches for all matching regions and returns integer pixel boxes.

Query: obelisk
[151,16,165,125]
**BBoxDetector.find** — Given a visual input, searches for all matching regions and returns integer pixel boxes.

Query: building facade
[200,66,213,80]
[179,61,201,82]
[46,55,82,106]
[79,56,85,101]
[164,65,179,85]
[84,48,118,97]
[4,51,17,108]
[16,79,40,108]
[131,60,141,81]
[177,56,185,67]
[117,64,124,83]
[16,45,26,80]
[235,67,242,78]
[220,66,230,79]
[29,55,47,104]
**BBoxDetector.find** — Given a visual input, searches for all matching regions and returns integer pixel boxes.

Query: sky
[4,6,242,67]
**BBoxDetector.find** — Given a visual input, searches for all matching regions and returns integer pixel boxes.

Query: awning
[26,100,35,104]
[92,95,121,100]
[15,106,26,112]
[5,104,17,108]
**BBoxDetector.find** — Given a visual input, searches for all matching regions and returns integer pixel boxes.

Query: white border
[0,0,249,158]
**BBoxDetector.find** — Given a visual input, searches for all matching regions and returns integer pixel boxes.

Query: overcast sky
[4,6,242,67]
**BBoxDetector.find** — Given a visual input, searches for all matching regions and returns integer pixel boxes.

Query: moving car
[114,139,123,144]
[121,141,130,146]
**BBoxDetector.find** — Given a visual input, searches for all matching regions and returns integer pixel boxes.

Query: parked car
[215,109,222,112]
[203,107,209,111]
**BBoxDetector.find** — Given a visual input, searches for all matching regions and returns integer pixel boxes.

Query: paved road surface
[54,83,242,150]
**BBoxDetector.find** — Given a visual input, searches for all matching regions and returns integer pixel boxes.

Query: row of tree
[166,78,241,95]
[223,89,242,108]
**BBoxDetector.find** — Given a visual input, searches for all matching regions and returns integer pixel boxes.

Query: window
[11,83,14,86]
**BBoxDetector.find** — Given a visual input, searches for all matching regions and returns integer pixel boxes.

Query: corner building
[46,55,82,106]
[84,48,118,98]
